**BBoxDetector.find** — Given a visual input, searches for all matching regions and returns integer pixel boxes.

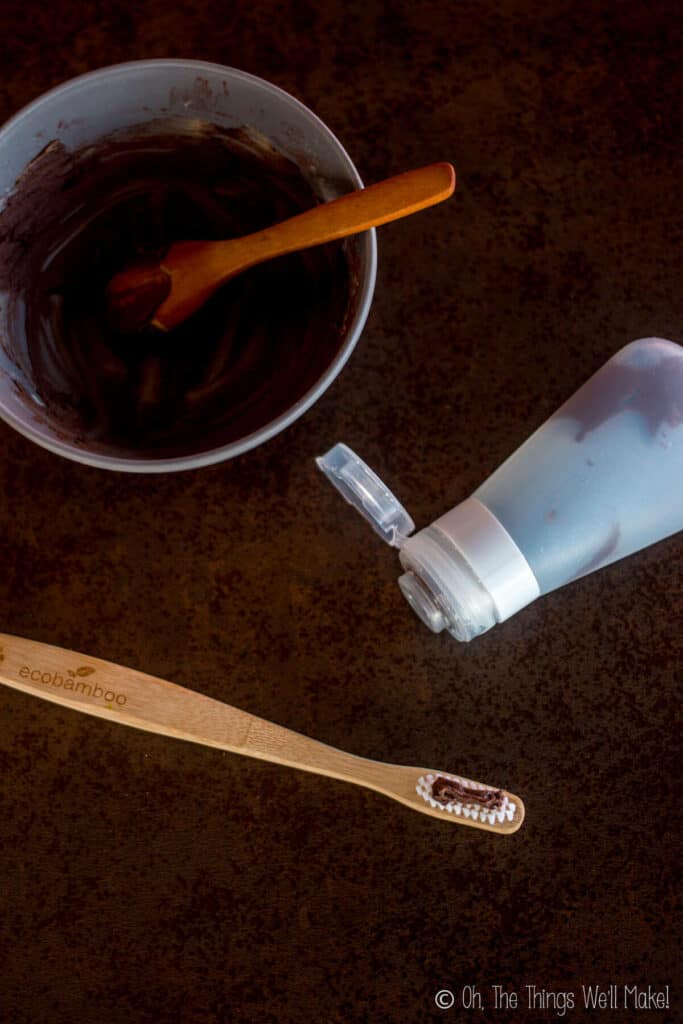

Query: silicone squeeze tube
[317,338,683,641]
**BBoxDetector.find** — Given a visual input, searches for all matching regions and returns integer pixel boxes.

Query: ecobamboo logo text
[19,664,128,707]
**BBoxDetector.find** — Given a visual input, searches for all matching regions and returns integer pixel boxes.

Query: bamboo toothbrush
[0,633,524,833]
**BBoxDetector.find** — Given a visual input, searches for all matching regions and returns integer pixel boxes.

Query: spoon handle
[0,632,522,832]
[143,161,456,329]
[215,161,455,266]
[108,161,457,331]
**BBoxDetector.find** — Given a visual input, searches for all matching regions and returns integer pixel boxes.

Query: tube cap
[398,499,541,641]
[316,443,415,547]
[316,444,540,642]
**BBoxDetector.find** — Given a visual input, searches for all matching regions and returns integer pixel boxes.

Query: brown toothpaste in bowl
[0,62,375,471]
[1,121,354,456]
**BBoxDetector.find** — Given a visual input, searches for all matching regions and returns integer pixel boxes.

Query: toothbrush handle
[0,632,255,747]
[0,632,371,780]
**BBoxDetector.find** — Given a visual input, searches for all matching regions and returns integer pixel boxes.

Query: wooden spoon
[106,162,455,333]
[0,632,523,833]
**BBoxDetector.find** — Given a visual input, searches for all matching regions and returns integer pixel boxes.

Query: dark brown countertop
[0,2,680,1022]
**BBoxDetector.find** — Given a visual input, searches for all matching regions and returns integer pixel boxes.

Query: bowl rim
[0,59,377,473]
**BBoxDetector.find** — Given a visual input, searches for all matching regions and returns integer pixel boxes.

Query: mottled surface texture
[1,3,681,1022]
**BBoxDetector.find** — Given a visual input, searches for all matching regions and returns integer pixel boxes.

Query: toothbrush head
[416,772,518,828]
